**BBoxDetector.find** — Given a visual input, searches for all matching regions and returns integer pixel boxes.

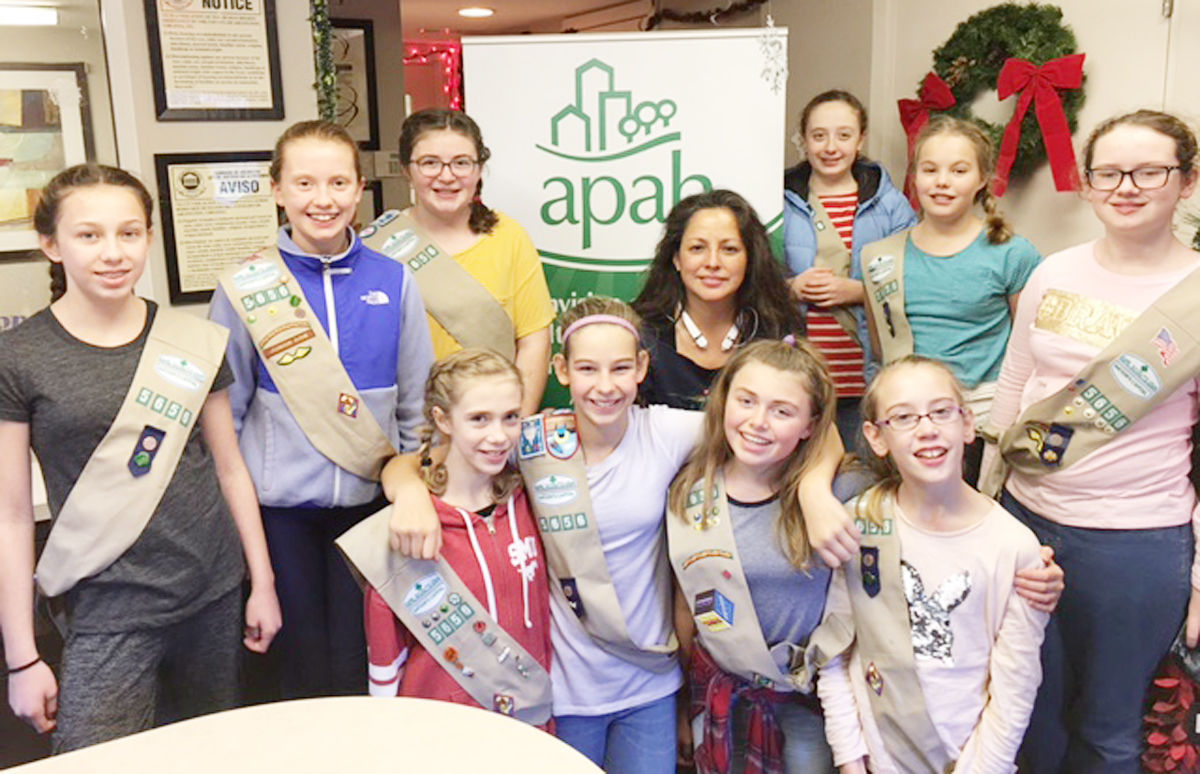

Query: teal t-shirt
[905,230,1040,387]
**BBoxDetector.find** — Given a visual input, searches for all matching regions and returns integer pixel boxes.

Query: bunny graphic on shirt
[902,560,971,665]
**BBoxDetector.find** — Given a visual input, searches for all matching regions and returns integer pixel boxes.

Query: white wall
[101,0,319,309]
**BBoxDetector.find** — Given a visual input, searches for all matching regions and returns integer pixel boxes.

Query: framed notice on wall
[331,18,380,150]
[144,0,284,121]
[155,151,279,303]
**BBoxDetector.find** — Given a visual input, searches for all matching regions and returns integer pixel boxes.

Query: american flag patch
[1153,327,1180,367]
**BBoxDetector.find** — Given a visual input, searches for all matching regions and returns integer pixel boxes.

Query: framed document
[0,63,94,259]
[331,19,380,150]
[144,0,284,121]
[155,151,279,304]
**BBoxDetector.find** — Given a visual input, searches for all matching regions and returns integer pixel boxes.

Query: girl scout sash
[667,475,808,692]
[996,266,1200,479]
[805,494,954,773]
[36,309,227,597]
[217,249,395,481]
[860,230,914,365]
[359,210,516,360]
[516,412,679,673]
[337,505,552,725]
[810,197,862,345]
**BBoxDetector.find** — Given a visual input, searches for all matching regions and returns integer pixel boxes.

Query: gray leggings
[53,586,242,753]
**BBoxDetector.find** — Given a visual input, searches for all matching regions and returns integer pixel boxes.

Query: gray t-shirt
[0,302,244,633]
[728,495,831,652]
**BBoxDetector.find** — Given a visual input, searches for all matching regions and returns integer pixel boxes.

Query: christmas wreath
[929,3,1084,182]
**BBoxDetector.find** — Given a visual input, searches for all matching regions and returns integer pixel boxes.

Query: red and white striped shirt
[807,192,866,396]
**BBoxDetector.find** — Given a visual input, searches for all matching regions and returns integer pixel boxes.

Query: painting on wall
[0,63,93,259]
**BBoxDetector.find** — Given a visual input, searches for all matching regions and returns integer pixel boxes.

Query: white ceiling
[401,0,633,36]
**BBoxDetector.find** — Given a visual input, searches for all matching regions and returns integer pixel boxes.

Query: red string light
[403,41,463,110]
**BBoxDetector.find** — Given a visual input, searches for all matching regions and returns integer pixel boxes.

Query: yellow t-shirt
[427,212,555,359]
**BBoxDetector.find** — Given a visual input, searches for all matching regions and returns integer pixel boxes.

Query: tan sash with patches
[360,210,515,360]
[806,494,953,773]
[810,197,862,345]
[861,231,914,365]
[995,266,1200,484]
[336,505,552,725]
[516,412,678,672]
[217,249,395,481]
[36,309,227,597]
[667,475,807,692]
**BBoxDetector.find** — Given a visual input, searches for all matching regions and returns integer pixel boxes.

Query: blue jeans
[261,499,383,699]
[555,692,676,773]
[691,698,835,774]
[1001,491,1191,773]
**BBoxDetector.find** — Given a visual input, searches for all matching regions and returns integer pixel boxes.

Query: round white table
[9,697,603,773]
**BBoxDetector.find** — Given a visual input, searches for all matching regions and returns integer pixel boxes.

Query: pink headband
[561,314,640,344]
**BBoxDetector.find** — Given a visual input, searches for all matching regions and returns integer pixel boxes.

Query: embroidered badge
[867,253,895,283]
[903,561,970,666]
[493,694,515,716]
[860,546,880,598]
[260,322,316,364]
[1110,353,1162,399]
[128,425,166,477]
[231,260,280,292]
[519,415,545,459]
[154,355,207,392]
[865,662,884,695]
[276,346,312,366]
[681,549,734,570]
[1026,423,1074,467]
[694,589,735,632]
[135,387,194,428]
[337,392,360,418]
[403,572,447,616]
[1153,327,1180,367]
[545,413,579,460]
[381,229,420,261]
[561,578,585,619]
[533,474,577,506]
[360,290,389,306]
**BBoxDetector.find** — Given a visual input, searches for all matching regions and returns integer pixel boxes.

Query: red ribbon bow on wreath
[897,72,956,208]
[992,53,1085,197]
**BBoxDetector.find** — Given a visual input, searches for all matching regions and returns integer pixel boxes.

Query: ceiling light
[458,7,494,18]
[0,5,58,25]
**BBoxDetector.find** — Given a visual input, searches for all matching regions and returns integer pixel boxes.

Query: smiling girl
[859,117,1041,484]
[985,110,1200,772]
[0,164,279,751]
[209,120,433,699]
[783,91,916,446]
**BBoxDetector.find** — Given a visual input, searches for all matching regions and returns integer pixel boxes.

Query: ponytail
[49,263,67,302]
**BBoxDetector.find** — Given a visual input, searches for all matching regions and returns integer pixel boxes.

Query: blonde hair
[667,339,836,570]
[417,348,523,502]
[913,116,1012,244]
[557,295,643,361]
[855,355,965,526]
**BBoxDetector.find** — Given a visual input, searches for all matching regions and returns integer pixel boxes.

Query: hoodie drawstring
[458,507,498,620]
[457,496,532,630]
[504,495,533,629]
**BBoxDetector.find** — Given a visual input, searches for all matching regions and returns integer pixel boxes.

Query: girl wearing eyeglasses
[816,356,1049,774]
[397,109,554,416]
[984,110,1200,772]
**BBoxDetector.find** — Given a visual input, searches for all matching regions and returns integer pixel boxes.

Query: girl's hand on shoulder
[8,661,57,734]
[1014,545,1065,614]
[803,488,861,568]
[243,582,283,653]
[388,497,442,559]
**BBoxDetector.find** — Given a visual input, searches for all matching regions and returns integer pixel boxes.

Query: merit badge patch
[128,425,166,477]
[519,415,545,459]
[1153,327,1181,367]
[260,322,316,365]
[681,549,733,570]
[154,355,206,392]
[403,572,447,617]
[337,392,360,418]
[493,694,515,716]
[545,412,579,460]
[1110,353,1162,400]
[561,577,585,619]
[860,546,880,598]
[694,589,735,632]
[231,259,280,292]
[867,253,895,283]
[381,229,421,261]
[533,474,577,507]
[865,662,884,696]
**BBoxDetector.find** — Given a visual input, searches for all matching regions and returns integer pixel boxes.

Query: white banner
[463,28,787,336]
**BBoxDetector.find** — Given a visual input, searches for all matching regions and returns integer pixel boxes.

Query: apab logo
[537,58,712,260]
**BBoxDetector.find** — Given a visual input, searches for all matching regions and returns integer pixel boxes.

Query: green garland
[928,3,1084,180]
[310,0,336,122]
[644,0,767,30]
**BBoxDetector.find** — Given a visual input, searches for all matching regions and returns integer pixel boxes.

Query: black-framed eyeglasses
[1085,166,1181,191]
[873,405,965,431]
[412,156,479,178]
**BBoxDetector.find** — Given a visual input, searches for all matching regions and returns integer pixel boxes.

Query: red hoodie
[364,487,552,722]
